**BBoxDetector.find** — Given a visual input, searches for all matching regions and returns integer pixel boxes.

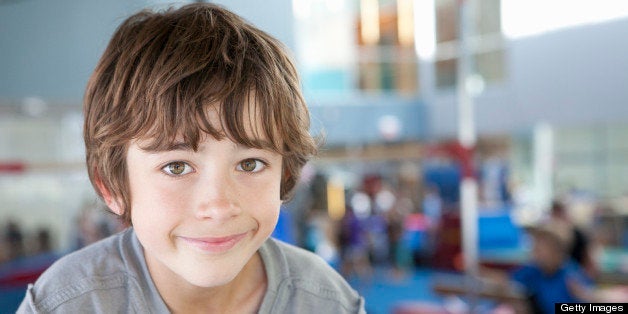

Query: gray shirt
[17,228,365,313]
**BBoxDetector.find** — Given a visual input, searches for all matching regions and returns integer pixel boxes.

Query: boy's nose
[195,172,241,221]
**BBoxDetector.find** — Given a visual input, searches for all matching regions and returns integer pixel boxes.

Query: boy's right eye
[162,161,193,176]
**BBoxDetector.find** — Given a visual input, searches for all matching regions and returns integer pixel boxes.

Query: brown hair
[84,3,317,224]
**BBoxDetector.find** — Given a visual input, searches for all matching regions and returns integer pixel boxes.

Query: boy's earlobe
[94,174,124,216]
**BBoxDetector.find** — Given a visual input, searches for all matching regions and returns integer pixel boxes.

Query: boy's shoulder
[18,228,154,313]
[38,229,130,279]
[260,238,365,314]
[265,238,344,285]
[265,238,338,277]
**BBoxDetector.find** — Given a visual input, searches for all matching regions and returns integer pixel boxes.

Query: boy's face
[123,108,282,288]
[532,233,564,274]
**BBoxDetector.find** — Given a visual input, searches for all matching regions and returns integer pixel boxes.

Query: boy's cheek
[130,186,189,219]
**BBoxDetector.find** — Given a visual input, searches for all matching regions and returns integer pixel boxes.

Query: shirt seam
[277,277,359,312]
[35,272,128,312]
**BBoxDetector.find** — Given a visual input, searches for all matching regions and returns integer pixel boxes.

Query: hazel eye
[162,161,193,176]
[237,159,266,173]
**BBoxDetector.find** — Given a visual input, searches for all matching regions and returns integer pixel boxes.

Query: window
[434,0,505,89]
[356,0,419,95]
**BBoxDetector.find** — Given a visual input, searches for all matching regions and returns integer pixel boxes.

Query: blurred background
[1,0,628,313]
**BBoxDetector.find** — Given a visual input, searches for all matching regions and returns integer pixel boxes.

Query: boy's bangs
[135,89,284,154]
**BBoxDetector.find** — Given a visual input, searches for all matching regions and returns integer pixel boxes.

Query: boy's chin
[183,271,240,288]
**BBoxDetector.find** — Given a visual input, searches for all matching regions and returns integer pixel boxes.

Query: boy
[509,223,594,313]
[18,3,365,313]
[482,222,595,313]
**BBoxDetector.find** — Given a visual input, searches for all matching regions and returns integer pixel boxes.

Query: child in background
[510,223,595,313]
[18,3,364,313]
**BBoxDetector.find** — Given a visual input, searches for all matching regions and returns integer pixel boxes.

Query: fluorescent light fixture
[360,0,380,45]
[414,0,435,60]
[397,0,414,46]
[502,0,628,39]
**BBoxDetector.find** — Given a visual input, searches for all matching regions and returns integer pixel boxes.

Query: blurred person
[5,221,25,261]
[304,210,340,267]
[18,4,364,313]
[70,205,125,250]
[374,184,406,273]
[549,200,595,276]
[338,205,373,280]
[423,185,443,229]
[366,205,390,266]
[422,185,443,261]
[33,228,52,255]
[360,175,391,267]
[0,241,8,264]
[514,223,595,312]
[385,195,409,278]
[299,173,327,251]
[483,222,597,314]
[70,208,103,250]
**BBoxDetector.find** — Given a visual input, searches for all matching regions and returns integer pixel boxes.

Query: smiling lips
[179,232,248,254]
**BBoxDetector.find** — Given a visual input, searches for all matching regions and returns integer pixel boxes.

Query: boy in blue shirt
[511,223,594,313]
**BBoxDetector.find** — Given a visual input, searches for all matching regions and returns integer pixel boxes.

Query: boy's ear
[94,174,124,216]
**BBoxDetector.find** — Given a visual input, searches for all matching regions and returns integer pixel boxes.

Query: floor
[347,267,450,314]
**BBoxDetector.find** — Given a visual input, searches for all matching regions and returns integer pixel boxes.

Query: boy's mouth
[178,232,249,254]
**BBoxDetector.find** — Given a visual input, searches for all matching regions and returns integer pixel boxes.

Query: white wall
[427,17,628,138]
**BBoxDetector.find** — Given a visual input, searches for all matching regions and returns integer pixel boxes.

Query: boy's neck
[151,252,267,313]
[538,258,566,276]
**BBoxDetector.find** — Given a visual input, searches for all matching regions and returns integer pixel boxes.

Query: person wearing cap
[510,222,595,313]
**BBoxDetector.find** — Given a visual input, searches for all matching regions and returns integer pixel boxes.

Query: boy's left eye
[162,161,194,176]
[237,159,266,173]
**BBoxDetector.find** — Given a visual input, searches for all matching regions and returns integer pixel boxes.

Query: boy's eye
[162,161,193,176]
[237,159,266,173]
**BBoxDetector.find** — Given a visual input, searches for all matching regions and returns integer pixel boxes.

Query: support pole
[457,0,479,311]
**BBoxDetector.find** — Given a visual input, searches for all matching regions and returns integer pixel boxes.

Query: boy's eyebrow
[141,142,194,152]
[141,139,278,152]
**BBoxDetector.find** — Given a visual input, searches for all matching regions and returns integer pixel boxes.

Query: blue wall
[0,0,294,104]
[308,96,428,145]
[428,17,628,138]
[0,0,163,102]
